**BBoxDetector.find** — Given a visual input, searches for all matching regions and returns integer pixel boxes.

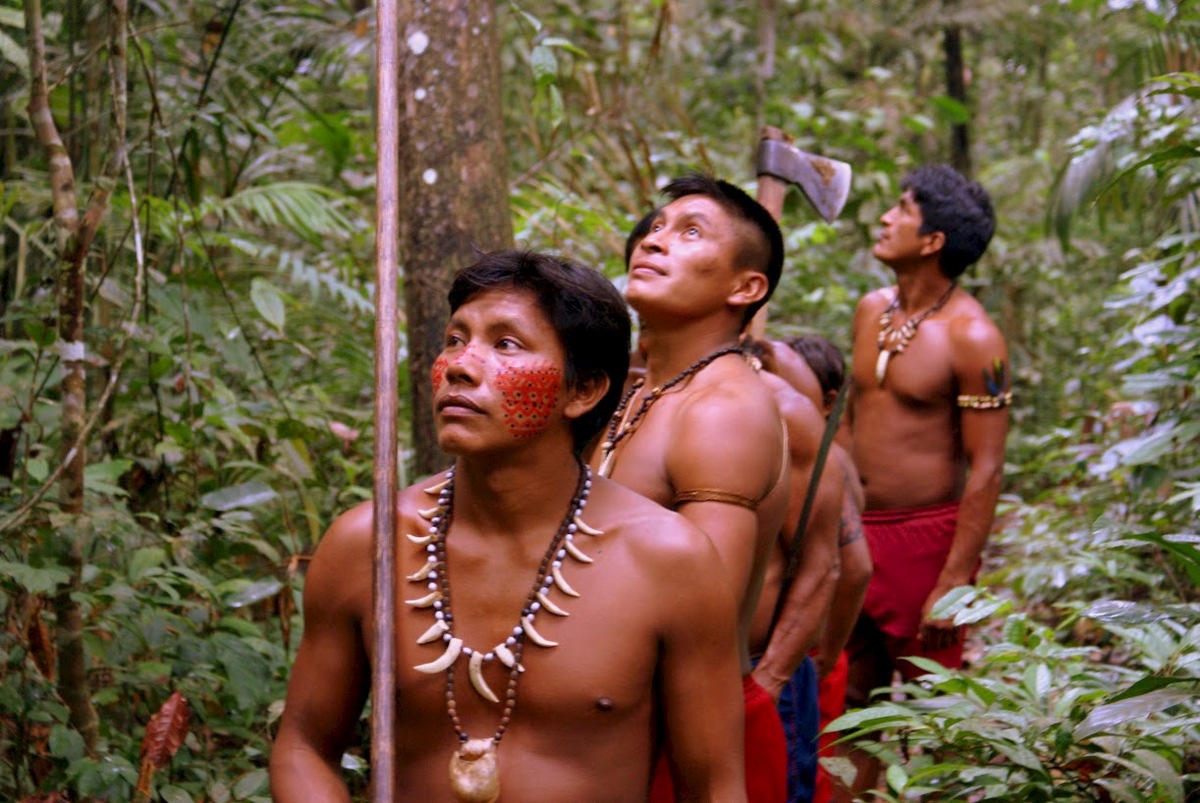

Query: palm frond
[208,182,356,245]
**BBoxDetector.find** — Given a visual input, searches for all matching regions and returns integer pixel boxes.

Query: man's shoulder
[677,361,779,429]
[855,286,895,315]
[589,478,719,564]
[946,298,1007,354]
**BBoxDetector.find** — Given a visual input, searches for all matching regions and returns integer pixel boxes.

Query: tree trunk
[942,14,971,176]
[24,0,100,754]
[398,0,512,475]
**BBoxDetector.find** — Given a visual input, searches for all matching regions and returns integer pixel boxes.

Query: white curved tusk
[418,505,443,520]
[573,515,603,536]
[424,477,452,495]
[406,532,434,545]
[563,539,593,564]
[536,591,569,616]
[552,564,580,597]
[405,590,442,608]
[493,643,524,672]
[416,619,450,644]
[413,637,462,673]
[406,563,436,582]
[468,651,500,703]
[522,615,558,648]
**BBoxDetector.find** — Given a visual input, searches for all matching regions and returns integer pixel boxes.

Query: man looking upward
[843,165,1009,797]
[271,251,747,802]
[594,174,791,801]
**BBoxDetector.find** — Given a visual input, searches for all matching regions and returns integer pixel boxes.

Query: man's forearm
[269,740,353,803]
[753,553,838,694]
[939,466,1001,587]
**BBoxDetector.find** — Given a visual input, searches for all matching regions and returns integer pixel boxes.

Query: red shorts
[812,650,849,803]
[847,502,969,702]
[649,674,787,802]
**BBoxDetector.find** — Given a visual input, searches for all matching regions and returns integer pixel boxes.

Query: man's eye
[497,337,520,350]
[686,226,700,236]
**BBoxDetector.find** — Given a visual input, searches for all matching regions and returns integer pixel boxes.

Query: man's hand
[919,584,963,652]
[750,665,787,705]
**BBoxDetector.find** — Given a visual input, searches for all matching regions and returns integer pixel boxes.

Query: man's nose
[639,228,665,253]
[444,345,482,381]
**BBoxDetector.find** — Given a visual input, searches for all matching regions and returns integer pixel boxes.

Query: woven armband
[956,391,1013,410]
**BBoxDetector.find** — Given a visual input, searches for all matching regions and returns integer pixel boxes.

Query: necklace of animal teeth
[406,461,602,803]
[598,344,744,478]
[874,281,956,386]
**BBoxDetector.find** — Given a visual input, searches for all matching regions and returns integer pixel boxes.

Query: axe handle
[748,127,791,339]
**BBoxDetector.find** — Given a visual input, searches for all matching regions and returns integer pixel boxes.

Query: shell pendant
[448,737,500,803]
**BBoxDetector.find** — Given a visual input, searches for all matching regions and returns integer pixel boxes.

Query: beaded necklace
[874,282,956,386]
[597,345,743,477]
[406,462,602,803]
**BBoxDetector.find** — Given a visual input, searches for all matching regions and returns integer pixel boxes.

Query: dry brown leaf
[140,690,190,769]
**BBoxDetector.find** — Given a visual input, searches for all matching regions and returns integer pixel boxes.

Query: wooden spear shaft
[371,0,400,796]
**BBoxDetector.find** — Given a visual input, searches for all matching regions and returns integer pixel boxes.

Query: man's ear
[564,373,611,422]
[727,270,768,310]
[920,230,946,258]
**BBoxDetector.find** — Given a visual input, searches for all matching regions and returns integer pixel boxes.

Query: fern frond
[207,182,356,244]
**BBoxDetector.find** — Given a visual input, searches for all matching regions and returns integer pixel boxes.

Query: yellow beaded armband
[957,391,1013,410]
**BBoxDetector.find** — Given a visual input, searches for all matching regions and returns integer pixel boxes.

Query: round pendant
[448,737,500,803]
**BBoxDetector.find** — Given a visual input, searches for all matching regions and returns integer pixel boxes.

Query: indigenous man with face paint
[841,166,1009,798]
[596,174,792,802]
[270,251,746,802]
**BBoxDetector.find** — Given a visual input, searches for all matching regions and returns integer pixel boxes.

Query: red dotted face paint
[431,355,449,396]
[495,362,562,440]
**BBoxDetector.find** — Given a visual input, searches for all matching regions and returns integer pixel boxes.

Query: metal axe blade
[756,138,852,223]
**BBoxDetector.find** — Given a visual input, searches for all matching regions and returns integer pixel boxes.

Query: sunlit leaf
[200,480,279,512]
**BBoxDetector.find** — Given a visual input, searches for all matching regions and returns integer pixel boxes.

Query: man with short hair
[843,165,1009,797]
[597,174,791,802]
[745,336,843,803]
[763,335,871,803]
[270,250,747,802]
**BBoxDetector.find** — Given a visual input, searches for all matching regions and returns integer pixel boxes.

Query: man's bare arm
[656,522,748,802]
[270,505,373,802]
[920,320,1009,648]
[666,388,784,603]
[815,487,872,677]
[751,429,841,699]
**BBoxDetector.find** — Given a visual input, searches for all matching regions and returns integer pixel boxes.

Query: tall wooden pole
[371,0,400,796]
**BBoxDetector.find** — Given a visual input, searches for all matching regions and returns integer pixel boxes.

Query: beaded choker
[874,282,956,386]
[597,345,743,477]
[406,462,602,802]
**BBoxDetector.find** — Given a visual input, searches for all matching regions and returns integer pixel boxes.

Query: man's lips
[437,394,484,414]
[629,261,665,277]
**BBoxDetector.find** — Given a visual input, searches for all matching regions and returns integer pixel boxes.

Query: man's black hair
[624,207,659,268]
[660,172,785,324]
[448,250,631,454]
[902,165,995,279]
[785,334,845,399]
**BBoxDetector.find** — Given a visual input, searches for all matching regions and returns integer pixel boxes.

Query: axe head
[756,139,852,223]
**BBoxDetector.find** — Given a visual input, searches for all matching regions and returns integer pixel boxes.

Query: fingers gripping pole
[372,0,400,797]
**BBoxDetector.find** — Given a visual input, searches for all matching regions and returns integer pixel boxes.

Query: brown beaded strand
[874,282,956,385]
[435,461,592,746]
[598,345,743,475]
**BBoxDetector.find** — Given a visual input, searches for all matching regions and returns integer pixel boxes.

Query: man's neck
[449,443,583,536]
[637,317,742,388]
[891,263,955,315]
